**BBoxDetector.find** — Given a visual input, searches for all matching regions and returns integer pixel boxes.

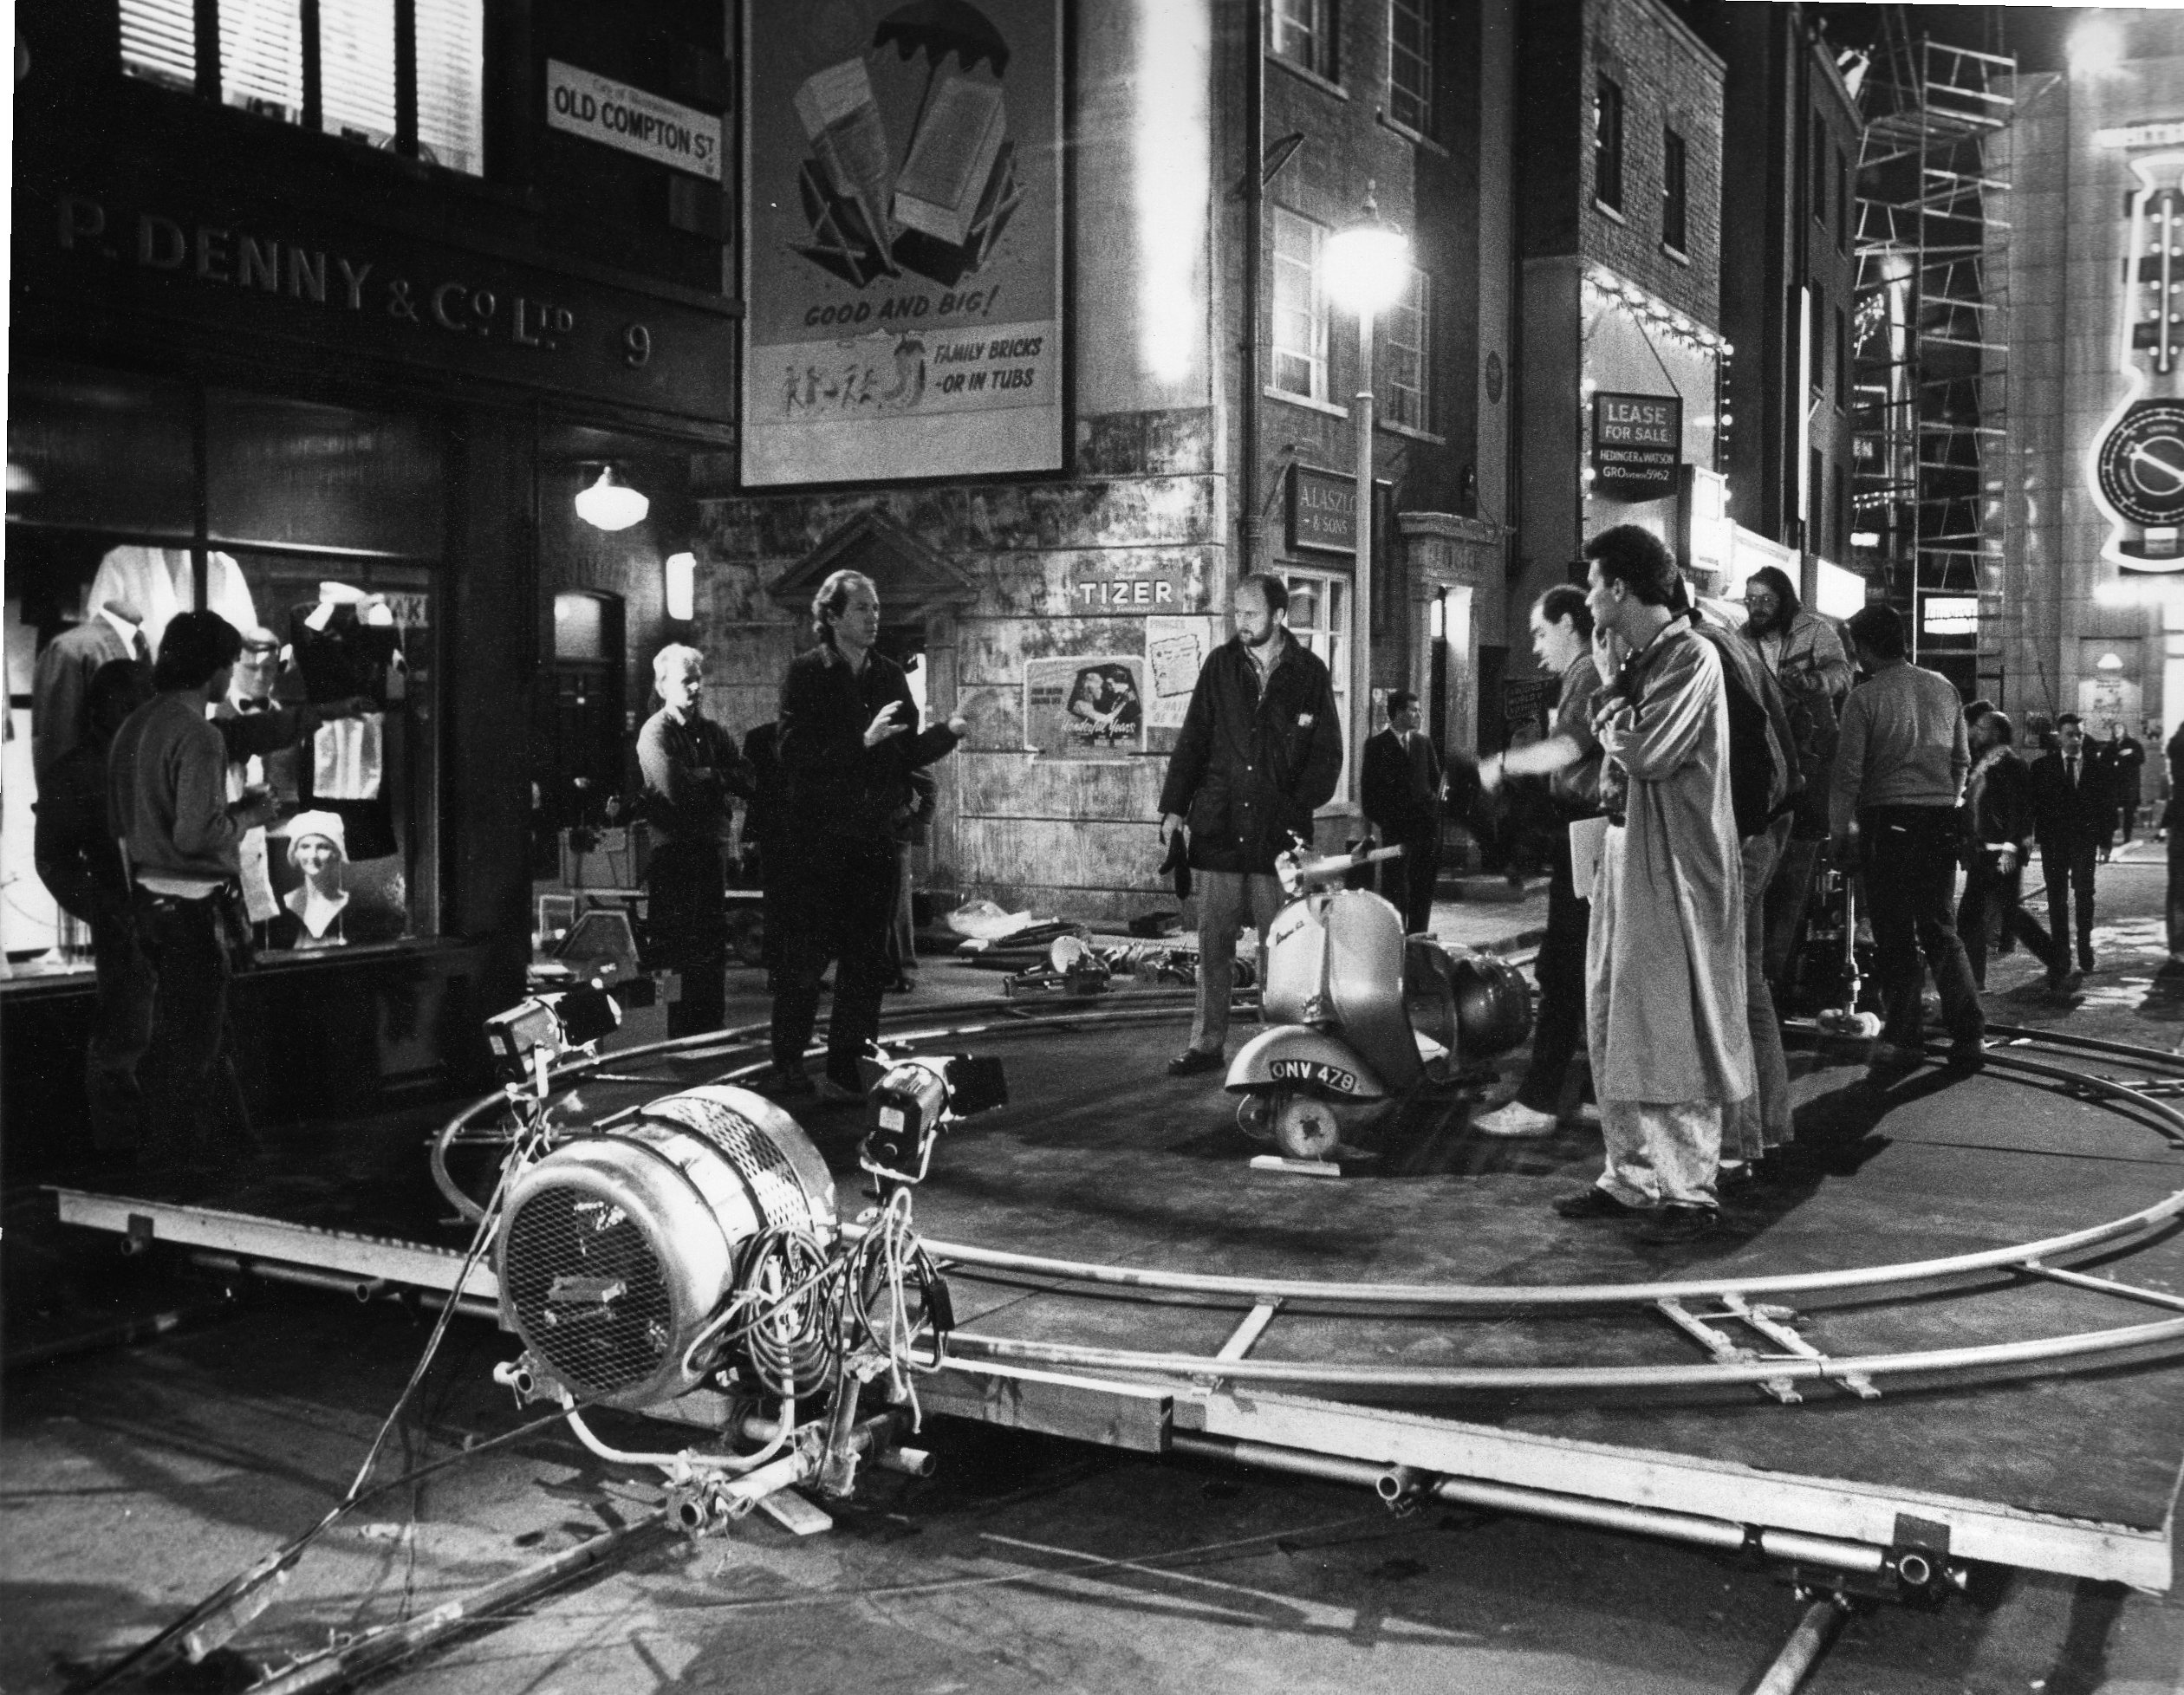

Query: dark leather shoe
[763,1067,815,1098]
[1552,1186,1636,1220]
[1167,1046,1225,1077]
[1635,1204,1719,1246]
[1946,1039,1988,1072]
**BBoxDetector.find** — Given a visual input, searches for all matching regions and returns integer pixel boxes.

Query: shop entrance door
[533,592,626,878]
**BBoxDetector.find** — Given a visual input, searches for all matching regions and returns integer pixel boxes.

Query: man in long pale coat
[1554,526,1752,1245]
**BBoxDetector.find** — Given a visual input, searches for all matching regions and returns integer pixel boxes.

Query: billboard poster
[742,1,1064,486]
[1024,656,1146,759]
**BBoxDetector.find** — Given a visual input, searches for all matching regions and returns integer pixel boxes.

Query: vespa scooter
[1225,840,1533,1162]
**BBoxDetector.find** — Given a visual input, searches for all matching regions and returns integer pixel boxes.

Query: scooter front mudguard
[1225,1025,1393,1101]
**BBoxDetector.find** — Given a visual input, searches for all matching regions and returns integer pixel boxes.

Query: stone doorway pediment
[768,511,979,622]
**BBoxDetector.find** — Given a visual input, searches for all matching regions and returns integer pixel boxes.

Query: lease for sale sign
[1591,392,1682,500]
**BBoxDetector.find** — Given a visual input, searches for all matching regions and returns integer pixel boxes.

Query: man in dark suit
[2028,711,2113,977]
[1362,689,1444,935]
[2104,724,2145,851]
[1958,710,2068,991]
[32,601,153,785]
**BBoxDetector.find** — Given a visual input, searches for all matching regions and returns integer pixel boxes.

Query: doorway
[532,591,626,877]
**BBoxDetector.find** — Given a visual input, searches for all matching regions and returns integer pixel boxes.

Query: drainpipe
[1239,3,1265,582]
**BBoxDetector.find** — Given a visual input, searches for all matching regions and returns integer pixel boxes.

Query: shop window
[224,550,439,952]
[7,367,196,536]
[205,393,445,557]
[2,367,445,971]
[1381,266,1432,432]
[1661,127,1687,254]
[1284,569,1351,799]
[119,0,484,176]
[1270,0,1336,81]
[1594,76,1623,211]
[1388,0,1432,134]
[1271,207,1330,403]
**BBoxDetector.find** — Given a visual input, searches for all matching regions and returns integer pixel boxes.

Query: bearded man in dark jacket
[1157,572,1343,1076]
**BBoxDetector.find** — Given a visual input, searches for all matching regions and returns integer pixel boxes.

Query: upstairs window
[120,0,484,176]
[1271,207,1329,402]
[1661,127,1687,253]
[1270,0,1336,81]
[1388,0,1433,134]
[1594,76,1624,211]
[1381,266,1432,432]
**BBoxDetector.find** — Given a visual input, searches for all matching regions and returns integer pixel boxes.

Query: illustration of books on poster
[792,59,900,285]
[892,74,1019,287]
[792,58,1021,290]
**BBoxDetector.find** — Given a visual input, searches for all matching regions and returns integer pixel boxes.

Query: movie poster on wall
[1024,656,1146,759]
[742,0,1064,486]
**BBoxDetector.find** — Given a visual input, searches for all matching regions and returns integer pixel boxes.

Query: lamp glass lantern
[575,464,649,532]
[1323,215,1413,319]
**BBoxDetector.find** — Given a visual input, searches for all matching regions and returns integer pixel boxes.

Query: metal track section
[51,1003,2184,1589]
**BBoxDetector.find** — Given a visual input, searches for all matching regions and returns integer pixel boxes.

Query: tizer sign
[1591,392,1682,500]
[1269,1058,1359,1094]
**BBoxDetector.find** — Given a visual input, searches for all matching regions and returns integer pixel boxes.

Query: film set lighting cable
[78,988,632,1692]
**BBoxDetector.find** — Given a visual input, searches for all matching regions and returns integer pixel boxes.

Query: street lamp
[1323,192,1411,802]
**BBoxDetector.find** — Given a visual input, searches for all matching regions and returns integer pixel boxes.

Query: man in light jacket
[1553,528,1751,1246]
[1830,603,1985,1068]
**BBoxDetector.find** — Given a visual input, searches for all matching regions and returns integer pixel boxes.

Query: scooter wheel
[1274,1094,1342,1162]
[1236,1093,1277,1145]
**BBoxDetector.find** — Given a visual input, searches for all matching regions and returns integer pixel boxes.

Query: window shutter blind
[219,0,304,120]
[413,0,484,174]
[120,0,198,92]
[321,0,397,145]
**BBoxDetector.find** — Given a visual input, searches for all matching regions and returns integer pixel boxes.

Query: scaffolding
[1850,15,2017,695]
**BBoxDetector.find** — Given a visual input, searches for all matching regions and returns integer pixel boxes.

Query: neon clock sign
[2092,152,2184,568]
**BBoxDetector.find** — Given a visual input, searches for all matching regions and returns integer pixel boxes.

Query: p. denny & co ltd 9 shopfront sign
[13,181,737,433]
[1590,392,1682,500]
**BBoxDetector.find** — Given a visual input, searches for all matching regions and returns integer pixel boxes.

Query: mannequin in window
[289,582,405,860]
[270,811,351,950]
[32,591,152,785]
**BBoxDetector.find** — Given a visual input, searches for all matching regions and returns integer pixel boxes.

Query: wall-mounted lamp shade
[575,464,649,531]
[2096,652,2126,672]
[1323,212,1411,315]
[665,552,697,622]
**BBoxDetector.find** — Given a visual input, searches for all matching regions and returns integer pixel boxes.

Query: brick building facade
[1512,0,1727,717]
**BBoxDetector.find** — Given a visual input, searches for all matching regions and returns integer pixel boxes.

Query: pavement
[6,865,2184,1695]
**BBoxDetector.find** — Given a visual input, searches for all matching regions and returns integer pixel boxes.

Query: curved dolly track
[433,997,2184,1398]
